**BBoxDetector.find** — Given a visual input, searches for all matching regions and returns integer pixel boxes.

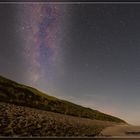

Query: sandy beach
[100,124,140,138]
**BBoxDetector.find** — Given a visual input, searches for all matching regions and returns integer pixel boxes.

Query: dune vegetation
[0,75,125,123]
[0,75,126,137]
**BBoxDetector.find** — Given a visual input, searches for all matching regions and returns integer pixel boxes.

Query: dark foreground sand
[100,124,140,138]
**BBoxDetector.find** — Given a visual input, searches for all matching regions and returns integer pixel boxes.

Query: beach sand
[100,124,140,138]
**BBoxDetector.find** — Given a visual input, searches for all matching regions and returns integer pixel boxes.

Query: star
[119,20,126,27]
[21,26,25,30]
[85,63,89,67]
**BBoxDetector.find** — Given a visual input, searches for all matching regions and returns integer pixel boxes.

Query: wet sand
[100,124,140,138]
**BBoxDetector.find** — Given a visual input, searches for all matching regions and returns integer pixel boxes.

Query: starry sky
[1,3,140,125]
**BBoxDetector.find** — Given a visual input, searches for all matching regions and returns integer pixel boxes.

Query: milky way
[18,4,67,85]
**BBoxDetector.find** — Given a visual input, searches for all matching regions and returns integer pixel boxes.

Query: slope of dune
[0,75,127,136]
[0,75,126,124]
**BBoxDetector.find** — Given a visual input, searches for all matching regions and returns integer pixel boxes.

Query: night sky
[1,3,140,124]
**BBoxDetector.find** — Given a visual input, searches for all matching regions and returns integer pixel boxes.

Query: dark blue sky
[0,3,140,124]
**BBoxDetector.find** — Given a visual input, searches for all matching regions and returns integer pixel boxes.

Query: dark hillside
[0,75,126,123]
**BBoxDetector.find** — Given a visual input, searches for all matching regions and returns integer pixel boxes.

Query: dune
[0,75,126,137]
